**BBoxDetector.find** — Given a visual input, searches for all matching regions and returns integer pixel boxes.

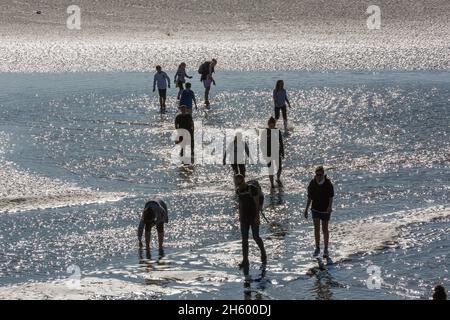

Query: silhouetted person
[261,116,284,188]
[223,132,251,178]
[304,166,334,258]
[198,59,217,107]
[273,80,291,133]
[433,285,447,300]
[153,65,171,113]
[138,199,168,255]
[179,82,197,114]
[235,174,267,273]
[175,105,195,163]
[174,62,192,100]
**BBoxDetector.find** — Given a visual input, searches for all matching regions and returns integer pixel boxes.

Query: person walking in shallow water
[175,105,195,163]
[153,65,171,113]
[304,166,334,258]
[138,199,168,255]
[174,62,192,100]
[223,132,251,179]
[273,80,291,133]
[235,174,267,273]
[198,58,217,107]
[261,116,284,188]
[179,82,197,114]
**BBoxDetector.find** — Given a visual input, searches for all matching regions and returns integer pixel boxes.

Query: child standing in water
[174,62,192,100]
[273,80,291,132]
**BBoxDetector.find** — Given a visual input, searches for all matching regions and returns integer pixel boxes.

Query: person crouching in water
[138,199,168,254]
[234,174,267,274]
[304,166,334,258]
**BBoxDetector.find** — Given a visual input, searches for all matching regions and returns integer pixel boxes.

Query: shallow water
[0,71,449,299]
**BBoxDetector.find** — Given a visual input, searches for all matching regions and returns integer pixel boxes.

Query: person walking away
[153,65,171,113]
[174,62,192,100]
[175,105,195,164]
[223,132,251,178]
[179,82,197,114]
[234,174,267,273]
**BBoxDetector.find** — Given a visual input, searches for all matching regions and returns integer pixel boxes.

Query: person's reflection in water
[268,183,284,207]
[266,187,287,237]
[311,268,334,300]
[243,266,267,300]
[138,248,170,287]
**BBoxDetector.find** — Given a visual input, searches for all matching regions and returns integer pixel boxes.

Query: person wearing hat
[304,166,335,258]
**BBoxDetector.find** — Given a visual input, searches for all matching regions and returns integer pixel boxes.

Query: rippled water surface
[0,71,449,299]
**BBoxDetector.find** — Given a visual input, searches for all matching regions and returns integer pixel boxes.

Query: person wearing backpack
[234,174,267,271]
[198,58,217,107]
[137,199,168,255]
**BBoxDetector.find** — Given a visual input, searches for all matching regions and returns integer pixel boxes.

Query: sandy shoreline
[1,0,449,71]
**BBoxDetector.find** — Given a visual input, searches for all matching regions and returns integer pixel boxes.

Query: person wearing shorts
[273,80,291,133]
[304,166,334,258]
[137,199,168,255]
[153,65,171,113]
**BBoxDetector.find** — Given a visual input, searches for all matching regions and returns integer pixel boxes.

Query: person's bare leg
[276,160,282,185]
[158,230,164,250]
[322,220,329,249]
[144,224,151,249]
[269,175,275,188]
[313,219,321,249]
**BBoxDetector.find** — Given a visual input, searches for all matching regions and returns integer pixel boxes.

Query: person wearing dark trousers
[223,132,251,179]
[235,174,267,275]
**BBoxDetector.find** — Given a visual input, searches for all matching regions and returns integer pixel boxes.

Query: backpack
[198,61,210,74]
[246,180,264,208]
